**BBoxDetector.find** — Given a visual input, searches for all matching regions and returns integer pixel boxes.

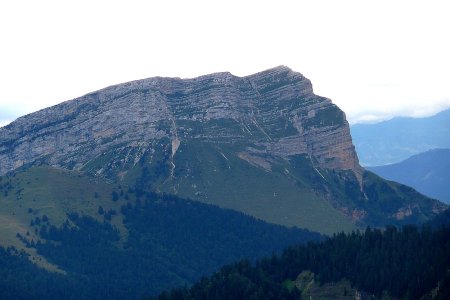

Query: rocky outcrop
[0,66,361,179]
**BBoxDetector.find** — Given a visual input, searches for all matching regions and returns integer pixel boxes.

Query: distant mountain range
[368,148,450,204]
[351,109,450,166]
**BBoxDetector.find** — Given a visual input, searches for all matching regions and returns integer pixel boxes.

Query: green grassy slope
[126,141,357,235]
[115,139,445,235]
[0,166,126,268]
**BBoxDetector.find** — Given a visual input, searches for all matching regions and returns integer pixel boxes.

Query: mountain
[0,66,447,299]
[350,108,450,166]
[368,149,450,204]
[0,66,445,234]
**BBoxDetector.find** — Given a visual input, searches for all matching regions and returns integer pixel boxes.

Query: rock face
[0,66,444,233]
[0,66,360,178]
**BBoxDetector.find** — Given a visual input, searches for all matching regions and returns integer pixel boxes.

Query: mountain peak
[246,65,294,77]
[0,66,357,177]
[1,67,443,232]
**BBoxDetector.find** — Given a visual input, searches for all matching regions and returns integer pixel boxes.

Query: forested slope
[156,220,450,299]
[0,190,321,299]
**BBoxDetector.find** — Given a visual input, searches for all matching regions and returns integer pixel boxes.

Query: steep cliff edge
[0,66,360,179]
[0,66,444,233]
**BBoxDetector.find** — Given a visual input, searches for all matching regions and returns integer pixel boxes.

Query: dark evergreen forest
[156,217,450,300]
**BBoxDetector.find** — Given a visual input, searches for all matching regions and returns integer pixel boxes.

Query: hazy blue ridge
[368,148,450,204]
[351,108,450,166]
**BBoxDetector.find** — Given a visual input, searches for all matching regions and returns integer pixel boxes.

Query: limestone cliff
[0,66,361,178]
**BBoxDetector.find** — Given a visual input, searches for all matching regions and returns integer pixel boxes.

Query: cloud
[347,97,450,124]
[325,74,450,124]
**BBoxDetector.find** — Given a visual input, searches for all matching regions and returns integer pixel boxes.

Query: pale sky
[1,0,450,128]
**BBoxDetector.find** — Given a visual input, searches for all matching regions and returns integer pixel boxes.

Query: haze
[1,0,450,127]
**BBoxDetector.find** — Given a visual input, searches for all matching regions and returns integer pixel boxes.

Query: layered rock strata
[0,66,361,180]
